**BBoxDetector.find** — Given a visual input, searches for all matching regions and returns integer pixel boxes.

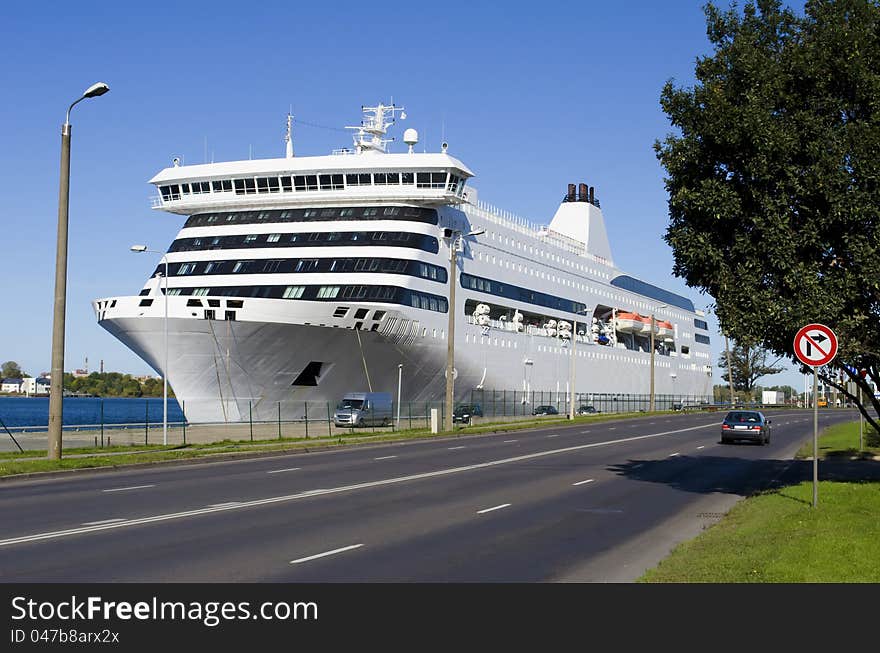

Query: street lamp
[48,82,110,461]
[444,227,485,432]
[131,245,169,446]
[396,363,403,429]
[649,304,668,412]
[568,307,592,420]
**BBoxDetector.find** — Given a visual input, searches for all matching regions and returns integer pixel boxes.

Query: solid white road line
[267,467,301,474]
[290,544,363,565]
[81,518,127,526]
[1,421,716,548]
[477,504,511,514]
[374,455,397,460]
[101,485,155,493]
[447,446,466,450]
[572,479,595,486]
[207,502,241,508]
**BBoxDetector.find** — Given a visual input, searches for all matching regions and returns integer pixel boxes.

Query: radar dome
[403,128,419,145]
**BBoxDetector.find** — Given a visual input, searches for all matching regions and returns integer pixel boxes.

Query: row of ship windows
[169,231,440,254]
[183,206,439,228]
[148,284,449,312]
[473,246,697,326]
[159,172,466,201]
[477,230,612,281]
[157,257,447,283]
[460,272,588,316]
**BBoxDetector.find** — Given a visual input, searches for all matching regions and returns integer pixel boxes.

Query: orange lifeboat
[657,320,674,341]
[614,312,642,334]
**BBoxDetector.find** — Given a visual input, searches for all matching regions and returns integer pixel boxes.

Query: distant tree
[717,342,785,393]
[1,361,26,379]
[656,0,880,432]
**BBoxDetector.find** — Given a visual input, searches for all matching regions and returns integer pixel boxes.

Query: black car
[576,405,599,415]
[452,403,483,424]
[720,410,771,445]
[532,405,559,416]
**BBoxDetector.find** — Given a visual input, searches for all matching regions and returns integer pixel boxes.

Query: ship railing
[464,315,593,344]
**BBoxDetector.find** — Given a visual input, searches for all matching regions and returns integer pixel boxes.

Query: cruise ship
[93,103,713,423]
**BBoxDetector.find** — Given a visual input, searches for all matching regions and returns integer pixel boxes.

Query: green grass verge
[640,419,880,582]
[794,420,880,460]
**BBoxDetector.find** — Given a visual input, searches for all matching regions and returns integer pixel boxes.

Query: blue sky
[0,0,808,391]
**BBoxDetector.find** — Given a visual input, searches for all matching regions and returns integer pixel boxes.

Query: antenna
[285,112,295,158]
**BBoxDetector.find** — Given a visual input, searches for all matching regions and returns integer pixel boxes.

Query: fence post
[278,402,282,440]
[145,400,149,446]
[182,400,186,445]
[408,401,412,429]
[100,399,104,448]
[425,402,429,429]
[326,402,332,437]
[371,403,375,433]
[249,401,253,441]
[304,402,309,439]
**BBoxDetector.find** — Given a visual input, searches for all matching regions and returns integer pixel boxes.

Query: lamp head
[467,228,486,237]
[130,245,147,252]
[83,82,110,98]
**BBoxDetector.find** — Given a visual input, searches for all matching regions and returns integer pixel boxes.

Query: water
[0,397,185,431]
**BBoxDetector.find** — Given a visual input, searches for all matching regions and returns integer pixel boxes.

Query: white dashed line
[267,467,301,474]
[696,445,705,450]
[477,504,511,515]
[572,479,595,486]
[669,452,680,457]
[101,485,155,493]
[503,440,518,443]
[547,434,559,438]
[581,430,591,434]
[448,446,466,450]
[290,544,364,565]
[81,518,127,526]
[374,455,397,461]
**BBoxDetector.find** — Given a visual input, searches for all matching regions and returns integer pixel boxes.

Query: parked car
[576,405,599,415]
[720,410,771,445]
[452,403,483,424]
[532,405,559,416]
[333,392,393,427]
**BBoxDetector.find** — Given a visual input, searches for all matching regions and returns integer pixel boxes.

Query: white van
[333,392,393,427]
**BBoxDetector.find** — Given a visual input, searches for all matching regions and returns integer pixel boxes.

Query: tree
[717,341,785,392]
[656,0,880,432]
[1,361,26,379]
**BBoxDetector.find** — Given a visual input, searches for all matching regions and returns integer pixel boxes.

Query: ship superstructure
[94,103,713,422]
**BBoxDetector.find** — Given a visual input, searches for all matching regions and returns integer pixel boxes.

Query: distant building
[762,390,784,405]
[72,369,89,378]
[21,377,50,396]
[1,378,23,393]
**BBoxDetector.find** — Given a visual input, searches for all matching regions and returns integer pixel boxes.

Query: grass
[794,419,880,460]
[640,420,880,582]
[0,410,655,478]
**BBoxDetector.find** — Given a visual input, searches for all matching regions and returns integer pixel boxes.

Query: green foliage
[717,341,784,391]
[1,361,26,379]
[656,0,880,430]
[62,372,173,398]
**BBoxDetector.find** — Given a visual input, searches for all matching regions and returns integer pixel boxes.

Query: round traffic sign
[793,323,838,367]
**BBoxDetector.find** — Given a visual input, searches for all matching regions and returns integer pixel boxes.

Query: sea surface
[0,397,184,430]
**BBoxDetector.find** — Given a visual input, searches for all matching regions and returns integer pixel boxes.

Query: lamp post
[131,245,169,446]
[568,307,592,420]
[649,304,668,412]
[47,82,110,461]
[396,363,403,429]
[444,227,485,432]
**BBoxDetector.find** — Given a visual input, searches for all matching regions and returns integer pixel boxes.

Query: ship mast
[284,113,294,158]
[346,102,406,154]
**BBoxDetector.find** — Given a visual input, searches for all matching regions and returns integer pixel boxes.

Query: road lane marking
[101,485,155,493]
[374,455,397,460]
[81,518,127,526]
[503,440,518,443]
[1,421,716,548]
[477,504,511,514]
[581,430,591,434]
[290,544,363,565]
[267,467,301,474]
[207,502,241,508]
[696,446,705,450]
[669,452,680,457]
[572,479,595,486]
[547,434,559,438]
[608,427,616,430]
[448,446,466,450]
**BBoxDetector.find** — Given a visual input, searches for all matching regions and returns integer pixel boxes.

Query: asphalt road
[0,409,857,582]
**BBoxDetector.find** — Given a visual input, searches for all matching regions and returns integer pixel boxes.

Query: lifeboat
[657,320,674,342]
[638,315,656,335]
[614,312,641,334]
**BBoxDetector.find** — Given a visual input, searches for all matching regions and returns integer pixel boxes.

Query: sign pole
[813,365,818,508]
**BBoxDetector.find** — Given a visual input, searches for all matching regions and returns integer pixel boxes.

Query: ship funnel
[566,183,576,202]
[578,183,588,202]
